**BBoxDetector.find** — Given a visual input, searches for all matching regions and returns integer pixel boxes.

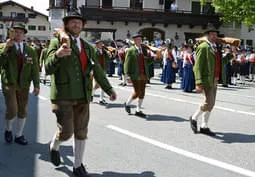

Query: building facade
[0,1,50,42]
[48,0,254,48]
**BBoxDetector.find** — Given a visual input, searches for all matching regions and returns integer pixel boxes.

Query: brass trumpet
[102,46,118,58]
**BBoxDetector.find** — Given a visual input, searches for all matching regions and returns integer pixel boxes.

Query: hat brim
[13,27,27,34]
[204,30,219,34]
[95,40,104,44]
[62,15,86,24]
[132,35,143,39]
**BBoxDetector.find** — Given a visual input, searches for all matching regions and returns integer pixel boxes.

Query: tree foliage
[200,0,255,30]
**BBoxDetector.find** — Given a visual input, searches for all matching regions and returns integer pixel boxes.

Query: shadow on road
[105,103,136,109]
[146,114,188,122]
[38,142,74,166]
[0,92,38,177]
[91,171,156,177]
[211,132,255,144]
[55,169,156,177]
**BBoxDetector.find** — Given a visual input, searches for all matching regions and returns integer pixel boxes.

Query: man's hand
[195,85,204,93]
[3,39,14,53]
[109,92,117,101]
[33,88,40,96]
[55,43,72,58]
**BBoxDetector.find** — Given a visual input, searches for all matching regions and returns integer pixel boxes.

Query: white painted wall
[86,0,99,7]
[143,0,164,11]
[240,25,255,47]
[48,9,67,38]
[178,0,192,11]
[77,0,86,9]
[113,0,129,8]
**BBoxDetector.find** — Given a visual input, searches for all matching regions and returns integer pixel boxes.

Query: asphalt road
[0,68,255,177]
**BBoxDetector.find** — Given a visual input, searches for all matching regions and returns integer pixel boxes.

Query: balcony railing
[0,16,29,23]
[80,6,221,28]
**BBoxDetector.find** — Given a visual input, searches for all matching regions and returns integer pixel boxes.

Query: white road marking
[218,91,255,99]
[115,86,255,117]
[107,124,255,177]
[38,95,49,101]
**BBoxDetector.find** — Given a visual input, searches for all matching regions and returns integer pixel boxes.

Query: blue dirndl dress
[161,59,176,84]
[181,55,195,92]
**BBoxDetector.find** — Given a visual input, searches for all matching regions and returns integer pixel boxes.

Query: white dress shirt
[15,42,24,54]
[71,35,81,52]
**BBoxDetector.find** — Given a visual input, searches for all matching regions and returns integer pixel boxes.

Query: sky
[0,0,48,15]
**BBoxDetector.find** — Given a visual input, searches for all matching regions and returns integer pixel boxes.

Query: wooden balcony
[80,6,222,28]
[0,16,29,23]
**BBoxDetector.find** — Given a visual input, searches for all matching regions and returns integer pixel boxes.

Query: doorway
[164,0,172,12]
[139,28,165,42]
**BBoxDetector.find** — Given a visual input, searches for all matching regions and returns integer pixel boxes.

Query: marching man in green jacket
[0,24,40,145]
[189,23,220,136]
[93,39,113,105]
[124,33,153,117]
[39,42,49,85]
[45,11,116,177]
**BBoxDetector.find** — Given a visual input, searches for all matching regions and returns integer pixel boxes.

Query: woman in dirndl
[231,47,240,85]
[181,45,195,92]
[161,45,177,89]
[239,49,247,85]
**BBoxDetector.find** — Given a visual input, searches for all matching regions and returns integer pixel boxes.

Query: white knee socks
[123,75,127,84]
[16,118,26,137]
[99,89,104,101]
[201,111,211,128]
[192,106,202,121]
[137,99,143,112]
[126,95,133,106]
[73,139,86,168]
[50,132,62,151]
[5,119,15,131]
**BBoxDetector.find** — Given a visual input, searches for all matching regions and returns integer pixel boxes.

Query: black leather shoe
[135,111,147,118]
[73,164,90,177]
[14,135,28,145]
[4,130,13,143]
[165,85,172,89]
[124,102,131,114]
[200,128,216,136]
[99,100,108,105]
[189,116,197,133]
[49,142,61,166]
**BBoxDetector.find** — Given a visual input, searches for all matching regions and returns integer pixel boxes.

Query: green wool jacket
[94,48,111,72]
[45,38,114,101]
[0,43,40,88]
[39,47,48,66]
[193,42,217,88]
[124,45,153,81]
